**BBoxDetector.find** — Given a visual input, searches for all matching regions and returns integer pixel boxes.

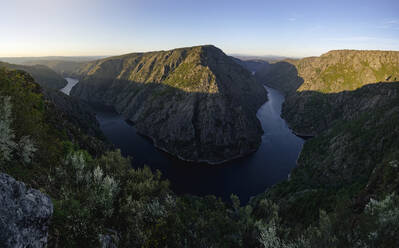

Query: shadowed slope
[71,45,267,164]
[0,61,67,90]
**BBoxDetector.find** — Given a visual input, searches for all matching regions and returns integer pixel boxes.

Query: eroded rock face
[0,173,53,248]
[71,45,267,164]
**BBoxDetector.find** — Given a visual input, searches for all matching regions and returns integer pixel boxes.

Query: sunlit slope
[71,45,267,163]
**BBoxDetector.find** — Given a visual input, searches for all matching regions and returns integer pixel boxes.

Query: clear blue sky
[1,0,398,57]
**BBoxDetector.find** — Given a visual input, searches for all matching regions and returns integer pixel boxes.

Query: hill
[247,50,399,248]
[254,50,399,95]
[71,45,267,164]
[251,50,399,136]
[0,61,67,90]
[23,60,85,77]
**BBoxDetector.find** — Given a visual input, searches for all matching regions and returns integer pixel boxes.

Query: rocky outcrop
[71,45,267,164]
[0,173,53,248]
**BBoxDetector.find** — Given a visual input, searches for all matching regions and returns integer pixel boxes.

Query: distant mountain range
[0,56,105,64]
[230,54,296,62]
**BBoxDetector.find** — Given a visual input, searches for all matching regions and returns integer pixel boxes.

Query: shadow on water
[93,85,304,203]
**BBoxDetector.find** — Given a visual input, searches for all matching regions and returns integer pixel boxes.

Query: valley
[1,46,399,248]
[61,78,303,202]
[2,0,399,246]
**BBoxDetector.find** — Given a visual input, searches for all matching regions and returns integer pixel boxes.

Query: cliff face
[71,45,267,163]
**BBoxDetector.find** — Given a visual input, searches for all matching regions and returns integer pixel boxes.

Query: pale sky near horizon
[1,0,398,57]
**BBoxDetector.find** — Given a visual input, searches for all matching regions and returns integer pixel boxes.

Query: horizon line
[1,47,398,60]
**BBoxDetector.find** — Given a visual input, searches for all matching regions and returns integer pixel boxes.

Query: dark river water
[62,79,304,203]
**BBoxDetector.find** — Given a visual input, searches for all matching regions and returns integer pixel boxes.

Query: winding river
[61,78,304,203]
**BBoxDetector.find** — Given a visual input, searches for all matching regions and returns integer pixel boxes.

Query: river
[60,78,79,95]
[61,79,304,203]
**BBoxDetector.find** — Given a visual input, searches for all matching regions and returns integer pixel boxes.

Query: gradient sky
[1,0,398,57]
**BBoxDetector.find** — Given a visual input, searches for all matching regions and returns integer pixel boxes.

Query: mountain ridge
[71,45,267,164]
[0,61,67,90]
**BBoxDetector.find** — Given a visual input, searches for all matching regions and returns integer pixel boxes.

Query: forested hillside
[1,57,398,247]
[0,61,67,90]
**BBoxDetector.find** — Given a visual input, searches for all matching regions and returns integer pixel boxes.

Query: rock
[99,229,119,248]
[0,173,53,248]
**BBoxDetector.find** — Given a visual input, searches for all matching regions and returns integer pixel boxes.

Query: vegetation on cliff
[1,53,399,247]
[254,50,399,95]
[71,45,267,163]
[245,50,399,247]
[0,67,265,247]
[295,50,399,93]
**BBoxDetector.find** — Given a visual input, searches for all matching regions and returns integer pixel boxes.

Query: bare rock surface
[0,173,53,248]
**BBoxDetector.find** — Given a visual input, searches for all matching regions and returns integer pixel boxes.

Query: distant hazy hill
[231,54,293,62]
[0,56,104,64]
[71,45,267,163]
[22,60,85,77]
[0,61,67,90]
[0,56,105,78]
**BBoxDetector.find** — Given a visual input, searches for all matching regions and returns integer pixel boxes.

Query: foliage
[0,96,16,163]
[361,193,399,247]
[0,95,37,165]
[1,66,399,247]
[0,61,67,90]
